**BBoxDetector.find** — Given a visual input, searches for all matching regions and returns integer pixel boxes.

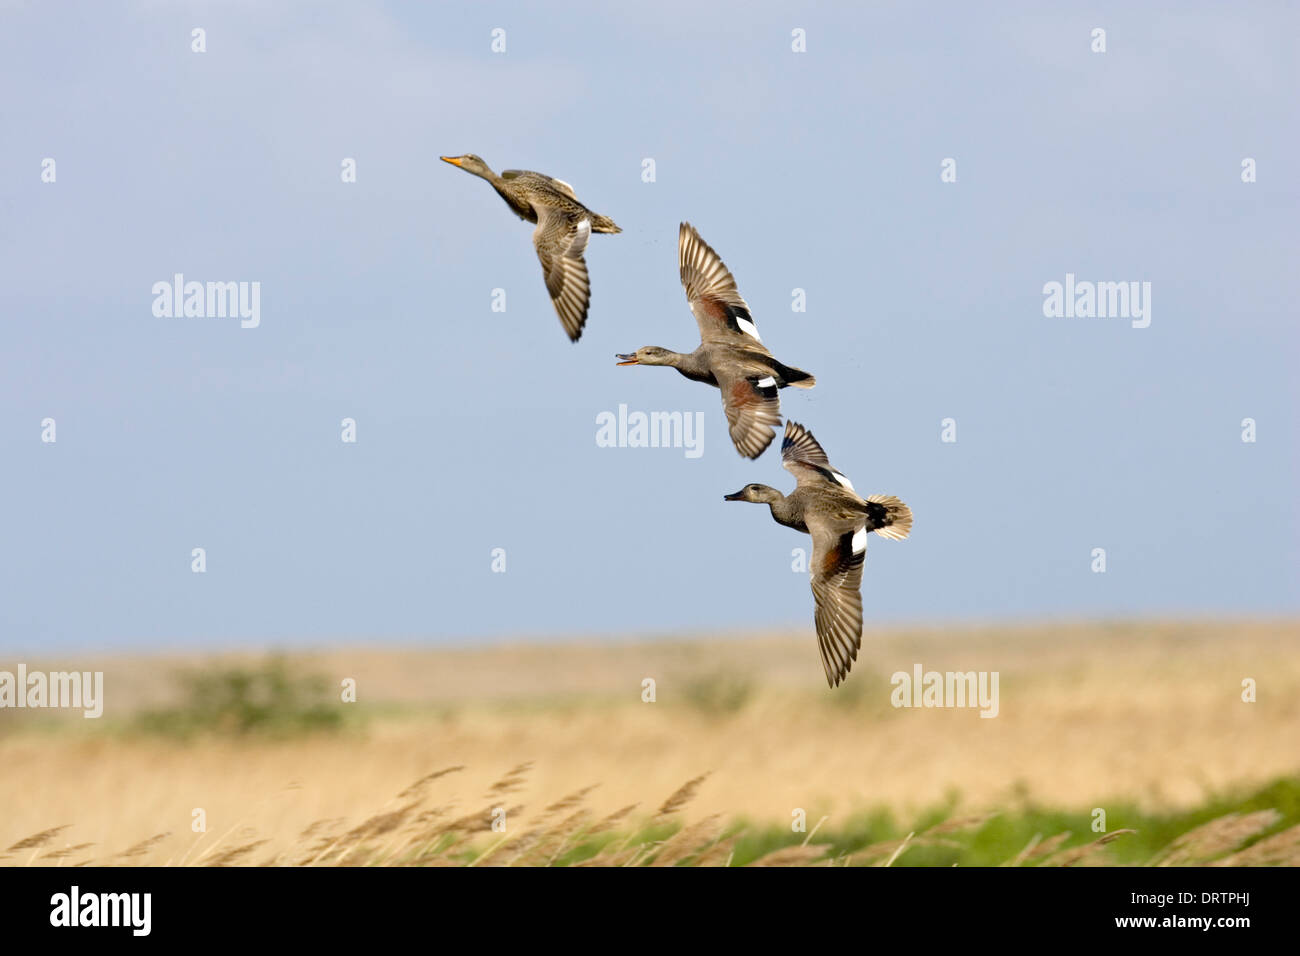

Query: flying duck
[441,153,621,341]
[616,222,814,459]
[725,421,912,687]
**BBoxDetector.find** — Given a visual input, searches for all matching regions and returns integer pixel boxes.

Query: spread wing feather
[533,211,591,341]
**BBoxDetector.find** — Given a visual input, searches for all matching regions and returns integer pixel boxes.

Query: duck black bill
[723,489,747,501]
[615,353,639,366]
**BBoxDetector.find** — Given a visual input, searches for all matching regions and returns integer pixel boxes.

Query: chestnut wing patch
[679,222,765,346]
[720,373,782,459]
[809,523,868,688]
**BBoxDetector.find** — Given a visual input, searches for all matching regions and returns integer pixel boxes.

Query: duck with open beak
[612,223,816,459]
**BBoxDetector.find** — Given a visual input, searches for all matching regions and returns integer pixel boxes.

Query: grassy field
[2,619,1298,866]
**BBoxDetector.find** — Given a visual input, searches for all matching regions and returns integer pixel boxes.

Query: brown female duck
[441,153,620,341]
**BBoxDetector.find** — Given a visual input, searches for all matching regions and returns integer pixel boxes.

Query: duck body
[758,483,885,536]
[441,154,620,341]
[616,223,815,459]
[487,168,621,234]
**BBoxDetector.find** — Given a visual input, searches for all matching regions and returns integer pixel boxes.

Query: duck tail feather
[864,495,912,540]
[776,363,816,389]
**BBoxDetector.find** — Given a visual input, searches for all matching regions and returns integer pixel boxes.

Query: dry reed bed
[4,621,1298,864]
[6,765,1298,867]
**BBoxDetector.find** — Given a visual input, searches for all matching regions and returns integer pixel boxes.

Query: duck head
[615,346,673,367]
[724,483,782,504]
[440,153,493,178]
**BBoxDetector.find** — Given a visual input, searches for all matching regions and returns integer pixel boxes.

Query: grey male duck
[441,154,621,341]
[616,223,814,459]
[725,421,912,688]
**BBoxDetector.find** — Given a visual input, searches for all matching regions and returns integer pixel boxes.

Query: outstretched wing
[679,222,767,348]
[808,521,868,688]
[781,421,858,492]
[717,369,782,459]
[533,209,592,342]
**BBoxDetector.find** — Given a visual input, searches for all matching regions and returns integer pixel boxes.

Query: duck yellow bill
[615,353,639,366]
[440,156,463,166]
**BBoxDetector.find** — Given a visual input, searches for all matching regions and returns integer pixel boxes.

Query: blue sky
[2,1,1296,653]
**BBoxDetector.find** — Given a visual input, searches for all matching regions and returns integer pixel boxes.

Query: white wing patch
[736,315,763,343]
[851,526,868,554]
[831,470,856,491]
[568,218,591,257]
[757,375,776,388]
[551,177,578,200]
